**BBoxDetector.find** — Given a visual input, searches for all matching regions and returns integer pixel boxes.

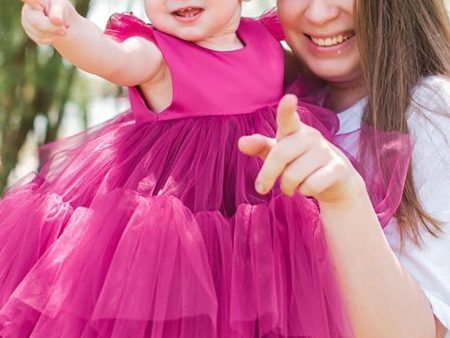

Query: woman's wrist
[318,170,368,213]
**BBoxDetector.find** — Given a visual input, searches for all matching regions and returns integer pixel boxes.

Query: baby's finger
[22,9,63,43]
[21,0,46,11]
[24,7,63,34]
[22,20,52,43]
[238,134,275,160]
[47,0,67,27]
[276,94,301,139]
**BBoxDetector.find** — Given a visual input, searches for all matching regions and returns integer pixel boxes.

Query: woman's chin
[304,60,363,85]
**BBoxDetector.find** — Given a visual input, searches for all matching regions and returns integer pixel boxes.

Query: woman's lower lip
[304,34,356,55]
[172,11,203,24]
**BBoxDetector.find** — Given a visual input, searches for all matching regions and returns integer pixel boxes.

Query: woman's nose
[304,0,340,26]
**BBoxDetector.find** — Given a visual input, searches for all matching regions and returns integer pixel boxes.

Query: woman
[240,0,450,337]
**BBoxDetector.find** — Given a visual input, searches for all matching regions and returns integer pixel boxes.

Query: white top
[335,76,450,330]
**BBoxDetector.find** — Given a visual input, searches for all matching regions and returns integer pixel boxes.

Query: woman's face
[278,0,362,85]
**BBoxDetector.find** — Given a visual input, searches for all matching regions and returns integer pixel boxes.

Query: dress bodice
[105,14,284,122]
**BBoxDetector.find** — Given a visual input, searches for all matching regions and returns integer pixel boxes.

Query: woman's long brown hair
[355,0,450,244]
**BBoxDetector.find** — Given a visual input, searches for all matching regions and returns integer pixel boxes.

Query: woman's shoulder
[409,75,450,117]
[413,75,450,96]
[407,75,450,138]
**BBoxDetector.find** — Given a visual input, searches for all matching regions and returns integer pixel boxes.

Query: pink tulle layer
[0,107,353,337]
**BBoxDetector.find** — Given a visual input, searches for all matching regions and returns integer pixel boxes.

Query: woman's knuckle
[305,127,321,140]
[283,170,297,186]
[299,182,313,196]
[334,160,348,174]
[280,183,292,196]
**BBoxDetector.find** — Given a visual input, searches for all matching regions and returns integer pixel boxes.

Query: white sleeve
[384,76,450,329]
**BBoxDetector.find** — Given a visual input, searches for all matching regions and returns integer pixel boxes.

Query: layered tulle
[0,106,353,338]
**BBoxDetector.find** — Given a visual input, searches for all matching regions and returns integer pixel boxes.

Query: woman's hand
[20,0,73,45]
[239,94,366,208]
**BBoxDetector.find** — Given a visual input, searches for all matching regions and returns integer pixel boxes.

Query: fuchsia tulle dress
[0,13,363,338]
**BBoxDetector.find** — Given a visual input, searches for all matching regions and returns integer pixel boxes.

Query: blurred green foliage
[0,0,91,193]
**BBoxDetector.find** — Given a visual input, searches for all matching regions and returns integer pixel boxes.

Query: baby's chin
[168,28,211,43]
[150,22,211,42]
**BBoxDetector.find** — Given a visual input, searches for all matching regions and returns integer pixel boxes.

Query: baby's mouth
[306,31,356,47]
[172,7,204,19]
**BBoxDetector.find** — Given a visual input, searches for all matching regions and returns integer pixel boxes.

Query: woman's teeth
[175,7,202,18]
[310,32,355,47]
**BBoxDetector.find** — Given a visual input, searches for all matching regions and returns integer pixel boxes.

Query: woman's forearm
[320,192,436,338]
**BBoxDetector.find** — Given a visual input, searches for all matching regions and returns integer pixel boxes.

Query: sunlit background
[0,0,448,191]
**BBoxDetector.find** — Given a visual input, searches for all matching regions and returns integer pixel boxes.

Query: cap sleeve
[105,13,156,43]
[258,8,285,41]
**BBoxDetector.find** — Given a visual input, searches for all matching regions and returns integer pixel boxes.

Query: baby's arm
[21,0,164,86]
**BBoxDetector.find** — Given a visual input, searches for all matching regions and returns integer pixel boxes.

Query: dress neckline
[154,19,248,54]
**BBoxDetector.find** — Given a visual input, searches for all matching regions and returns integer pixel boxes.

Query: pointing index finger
[276,94,301,139]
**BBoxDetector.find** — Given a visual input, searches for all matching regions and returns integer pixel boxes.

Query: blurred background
[0,0,448,192]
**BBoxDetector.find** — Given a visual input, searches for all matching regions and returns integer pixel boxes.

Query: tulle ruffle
[0,189,350,338]
[258,9,285,41]
[105,13,156,43]
[0,106,352,337]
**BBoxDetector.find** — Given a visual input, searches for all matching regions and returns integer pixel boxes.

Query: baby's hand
[239,94,365,207]
[20,0,72,44]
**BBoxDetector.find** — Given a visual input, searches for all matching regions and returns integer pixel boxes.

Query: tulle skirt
[0,106,353,337]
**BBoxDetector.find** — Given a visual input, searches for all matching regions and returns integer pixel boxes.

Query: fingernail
[255,180,265,194]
